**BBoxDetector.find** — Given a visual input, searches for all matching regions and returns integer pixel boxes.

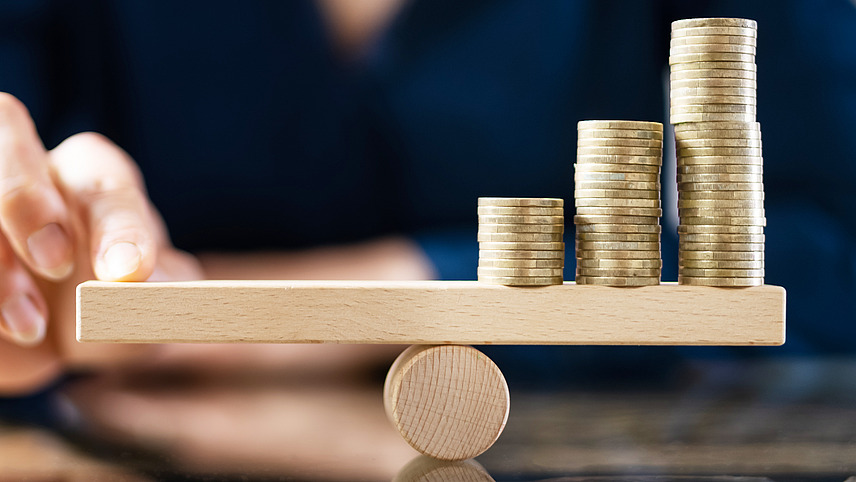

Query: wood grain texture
[76,280,786,345]
[384,345,509,461]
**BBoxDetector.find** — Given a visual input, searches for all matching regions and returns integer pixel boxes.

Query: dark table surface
[2,355,855,482]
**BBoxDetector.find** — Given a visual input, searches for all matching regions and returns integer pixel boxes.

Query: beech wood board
[76,281,785,345]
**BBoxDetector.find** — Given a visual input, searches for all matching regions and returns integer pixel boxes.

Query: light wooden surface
[77,280,785,345]
[0,427,151,481]
[394,455,495,481]
[384,345,509,461]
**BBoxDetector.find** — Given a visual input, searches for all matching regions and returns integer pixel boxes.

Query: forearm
[197,236,437,281]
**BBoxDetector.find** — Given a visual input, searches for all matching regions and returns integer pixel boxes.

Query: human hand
[63,360,415,480]
[0,93,202,394]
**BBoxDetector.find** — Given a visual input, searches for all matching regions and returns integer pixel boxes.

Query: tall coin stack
[574,120,663,286]
[670,18,764,287]
[477,197,565,286]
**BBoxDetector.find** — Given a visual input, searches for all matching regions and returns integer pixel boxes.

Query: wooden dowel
[385,345,509,461]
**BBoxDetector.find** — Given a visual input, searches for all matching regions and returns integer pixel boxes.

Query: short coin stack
[477,197,565,286]
[670,17,764,287]
[574,120,663,286]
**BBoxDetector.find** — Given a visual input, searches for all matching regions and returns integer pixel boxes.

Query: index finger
[0,93,74,280]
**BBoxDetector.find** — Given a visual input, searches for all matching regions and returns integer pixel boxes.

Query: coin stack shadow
[574,120,663,286]
[477,197,565,286]
[670,17,765,287]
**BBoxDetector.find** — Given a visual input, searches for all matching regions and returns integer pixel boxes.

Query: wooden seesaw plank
[76,280,785,345]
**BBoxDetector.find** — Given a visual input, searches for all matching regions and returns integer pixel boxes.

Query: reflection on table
[1,356,855,481]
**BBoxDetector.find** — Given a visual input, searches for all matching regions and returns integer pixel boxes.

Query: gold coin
[679,190,764,200]
[677,198,764,208]
[671,87,756,98]
[578,267,662,277]
[678,175,763,185]
[679,259,764,269]
[575,276,660,286]
[680,216,765,226]
[577,258,662,268]
[671,26,757,38]
[576,249,662,259]
[670,34,757,47]
[574,162,661,174]
[575,198,661,208]
[477,206,564,216]
[577,137,663,148]
[672,18,757,29]
[574,215,661,225]
[671,104,757,115]
[669,52,755,65]
[478,197,564,207]
[678,181,763,191]
[574,171,660,182]
[576,232,660,242]
[679,208,765,219]
[675,130,761,141]
[670,78,757,89]
[577,128,663,140]
[670,69,757,80]
[574,180,660,190]
[679,146,764,158]
[577,120,663,131]
[671,112,756,123]
[479,241,565,251]
[478,223,564,233]
[676,138,762,148]
[680,241,765,251]
[477,267,564,277]
[670,60,757,72]
[478,275,564,286]
[574,188,660,199]
[576,240,660,251]
[677,155,763,166]
[577,146,663,156]
[670,43,756,55]
[671,105,757,115]
[477,232,564,243]
[680,232,764,243]
[575,206,662,217]
[678,224,764,234]
[679,250,764,260]
[672,97,756,108]
[478,249,565,260]
[678,276,763,287]
[680,208,765,218]
[478,214,565,225]
[678,164,763,175]
[576,154,662,166]
[478,258,564,268]
[669,93,758,106]
[674,121,760,131]
[575,223,662,234]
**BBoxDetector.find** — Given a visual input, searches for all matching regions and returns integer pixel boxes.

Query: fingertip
[96,241,153,281]
[26,223,75,280]
[0,293,46,347]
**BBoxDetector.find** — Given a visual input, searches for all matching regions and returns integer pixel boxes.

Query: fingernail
[102,242,141,280]
[1,294,46,346]
[27,223,74,279]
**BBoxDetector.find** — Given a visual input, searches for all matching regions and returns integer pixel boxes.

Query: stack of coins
[574,120,663,286]
[670,18,764,287]
[477,197,565,286]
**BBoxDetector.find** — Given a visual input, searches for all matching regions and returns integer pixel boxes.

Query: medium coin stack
[670,18,764,287]
[477,197,565,286]
[574,120,663,286]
